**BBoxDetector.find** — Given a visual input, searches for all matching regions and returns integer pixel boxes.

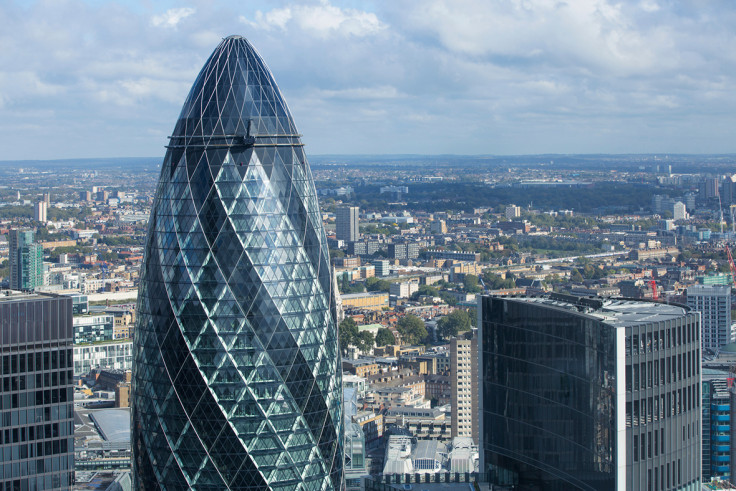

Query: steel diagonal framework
[132,36,343,490]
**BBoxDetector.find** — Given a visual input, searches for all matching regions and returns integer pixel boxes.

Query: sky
[2,0,736,160]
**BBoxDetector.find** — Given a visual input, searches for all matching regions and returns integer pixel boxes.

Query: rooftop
[88,408,130,442]
[502,293,690,328]
[0,290,60,303]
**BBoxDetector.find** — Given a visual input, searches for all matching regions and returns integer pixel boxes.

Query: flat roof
[88,408,130,442]
[0,290,61,303]
[414,440,444,461]
[499,294,690,328]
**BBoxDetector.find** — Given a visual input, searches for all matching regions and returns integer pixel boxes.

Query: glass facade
[0,293,75,490]
[73,340,132,378]
[72,314,114,344]
[9,230,43,292]
[132,36,343,490]
[480,295,701,491]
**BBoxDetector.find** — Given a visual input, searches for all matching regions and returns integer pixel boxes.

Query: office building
[73,340,132,377]
[687,284,733,351]
[132,36,343,490]
[505,204,521,219]
[480,294,701,490]
[372,259,390,277]
[337,206,359,242]
[388,242,419,260]
[348,240,380,256]
[72,314,114,344]
[702,178,720,199]
[673,201,688,221]
[390,281,419,299]
[0,291,74,489]
[344,388,368,490]
[430,220,447,234]
[69,294,89,315]
[702,372,731,482]
[426,250,481,262]
[34,201,47,222]
[450,334,478,442]
[8,229,44,292]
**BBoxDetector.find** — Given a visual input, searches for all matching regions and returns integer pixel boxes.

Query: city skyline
[3,0,736,160]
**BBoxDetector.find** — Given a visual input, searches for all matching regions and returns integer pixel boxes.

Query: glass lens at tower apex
[132,35,343,490]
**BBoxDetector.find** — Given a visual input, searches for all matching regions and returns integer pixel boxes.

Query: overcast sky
[1,0,735,160]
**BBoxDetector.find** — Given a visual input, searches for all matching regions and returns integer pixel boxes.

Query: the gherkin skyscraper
[132,36,343,490]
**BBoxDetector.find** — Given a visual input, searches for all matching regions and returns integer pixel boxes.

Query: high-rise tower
[9,229,43,291]
[336,206,359,242]
[132,36,343,490]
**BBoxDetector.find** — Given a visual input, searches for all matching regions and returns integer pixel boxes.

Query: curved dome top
[172,35,298,144]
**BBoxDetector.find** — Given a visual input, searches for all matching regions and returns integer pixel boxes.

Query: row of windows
[0,389,73,412]
[1,405,71,429]
[0,458,72,485]
[643,460,683,491]
[1,350,73,376]
[625,384,700,427]
[626,322,697,356]
[1,421,73,445]
[0,470,72,491]
[0,436,72,462]
[3,370,73,393]
[626,350,699,391]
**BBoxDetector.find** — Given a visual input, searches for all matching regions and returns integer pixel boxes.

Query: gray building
[480,293,701,490]
[0,291,75,489]
[388,242,419,260]
[337,206,359,242]
[687,284,733,351]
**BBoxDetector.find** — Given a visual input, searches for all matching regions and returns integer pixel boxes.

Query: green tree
[365,277,391,292]
[410,284,439,301]
[375,328,396,347]
[437,310,473,340]
[463,274,482,293]
[570,269,584,283]
[481,271,515,290]
[438,291,458,306]
[355,331,375,353]
[339,317,358,354]
[396,315,428,345]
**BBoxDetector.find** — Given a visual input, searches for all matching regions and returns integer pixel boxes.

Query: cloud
[151,7,195,28]
[1,0,736,158]
[242,1,386,38]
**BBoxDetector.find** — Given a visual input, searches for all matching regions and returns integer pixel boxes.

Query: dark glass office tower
[480,294,701,491]
[0,292,74,490]
[132,36,343,490]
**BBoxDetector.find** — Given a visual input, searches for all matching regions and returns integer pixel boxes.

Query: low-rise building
[342,292,389,311]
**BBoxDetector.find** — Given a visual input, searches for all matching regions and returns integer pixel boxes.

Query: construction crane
[725,244,736,290]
